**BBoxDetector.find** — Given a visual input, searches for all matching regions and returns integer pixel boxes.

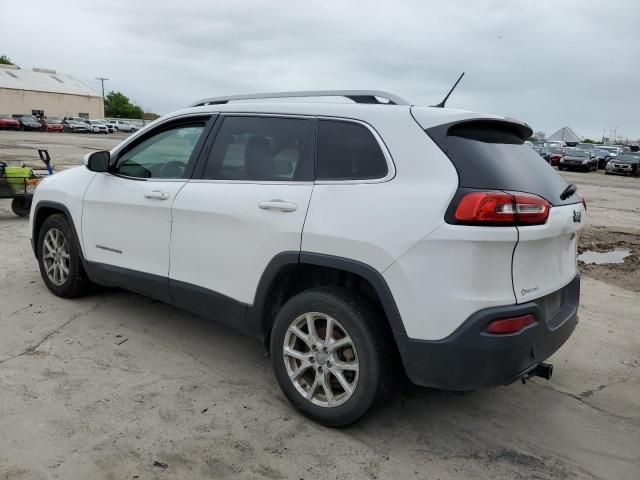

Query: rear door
[169,114,315,326]
[422,116,585,304]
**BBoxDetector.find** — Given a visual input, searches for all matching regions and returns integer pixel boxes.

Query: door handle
[144,190,170,200]
[258,200,297,212]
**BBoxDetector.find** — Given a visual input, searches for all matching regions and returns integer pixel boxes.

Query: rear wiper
[560,183,577,200]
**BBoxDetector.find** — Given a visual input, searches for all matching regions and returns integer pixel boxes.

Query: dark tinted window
[427,120,576,206]
[317,120,388,180]
[203,116,311,181]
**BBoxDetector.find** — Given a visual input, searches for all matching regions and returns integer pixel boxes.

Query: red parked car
[0,114,20,130]
[548,147,565,167]
[46,117,65,133]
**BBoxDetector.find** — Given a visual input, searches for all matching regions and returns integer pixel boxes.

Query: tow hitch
[521,362,553,384]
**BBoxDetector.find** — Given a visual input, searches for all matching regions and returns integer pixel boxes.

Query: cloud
[1,0,638,138]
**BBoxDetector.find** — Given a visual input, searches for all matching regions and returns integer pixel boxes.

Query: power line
[95,77,109,97]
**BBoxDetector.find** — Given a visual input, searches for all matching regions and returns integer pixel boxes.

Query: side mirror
[86,151,110,172]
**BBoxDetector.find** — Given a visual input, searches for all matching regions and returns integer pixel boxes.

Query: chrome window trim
[187,179,314,186]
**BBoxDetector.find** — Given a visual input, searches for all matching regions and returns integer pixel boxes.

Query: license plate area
[544,290,562,320]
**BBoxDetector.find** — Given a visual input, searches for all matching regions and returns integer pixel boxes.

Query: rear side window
[317,120,388,180]
[203,116,312,181]
[427,120,574,206]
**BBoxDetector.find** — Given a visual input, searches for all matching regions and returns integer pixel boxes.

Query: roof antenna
[432,72,465,108]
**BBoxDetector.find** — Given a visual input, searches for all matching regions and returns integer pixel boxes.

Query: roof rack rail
[189,90,411,107]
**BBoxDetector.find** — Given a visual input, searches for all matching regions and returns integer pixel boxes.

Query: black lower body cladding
[395,274,580,391]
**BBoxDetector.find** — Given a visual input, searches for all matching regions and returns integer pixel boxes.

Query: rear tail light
[454,191,550,226]
[486,314,535,334]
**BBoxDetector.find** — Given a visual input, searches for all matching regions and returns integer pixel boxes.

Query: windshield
[20,116,37,122]
[567,149,588,157]
[616,154,639,162]
[549,147,564,154]
[48,119,61,124]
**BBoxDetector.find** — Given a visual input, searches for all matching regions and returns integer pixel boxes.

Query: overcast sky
[1,1,639,139]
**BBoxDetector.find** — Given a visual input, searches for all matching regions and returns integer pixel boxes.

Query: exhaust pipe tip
[532,362,553,381]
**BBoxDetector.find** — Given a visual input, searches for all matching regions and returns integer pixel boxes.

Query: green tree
[0,55,15,65]
[582,138,596,144]
[105,91,144,119]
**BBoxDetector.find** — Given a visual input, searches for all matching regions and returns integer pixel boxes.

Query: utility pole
[95,77,109,98]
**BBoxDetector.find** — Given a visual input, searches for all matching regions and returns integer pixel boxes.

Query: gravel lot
[1,131,639,479]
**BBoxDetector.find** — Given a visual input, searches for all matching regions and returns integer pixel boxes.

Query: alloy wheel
[42,228,70,286]
[283,312,359,407]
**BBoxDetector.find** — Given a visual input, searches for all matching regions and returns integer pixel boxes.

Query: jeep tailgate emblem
[573,211,582,223]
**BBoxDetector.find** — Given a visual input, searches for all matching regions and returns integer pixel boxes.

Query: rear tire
[11,198,31,217]
[270,287,396,427]
[37,214,92,298]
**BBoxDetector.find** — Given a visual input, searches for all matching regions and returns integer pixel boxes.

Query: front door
[82,116,212,297]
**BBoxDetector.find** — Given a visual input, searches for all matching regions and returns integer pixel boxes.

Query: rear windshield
[426,120,578,206]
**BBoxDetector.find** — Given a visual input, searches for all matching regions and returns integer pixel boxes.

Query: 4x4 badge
[573,211,582,223]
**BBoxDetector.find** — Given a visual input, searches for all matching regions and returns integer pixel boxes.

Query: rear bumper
[395,274,580,390]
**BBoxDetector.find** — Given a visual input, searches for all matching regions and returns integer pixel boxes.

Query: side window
[115,123,205,179]
[203,116,312,181]
[317,120,388,180]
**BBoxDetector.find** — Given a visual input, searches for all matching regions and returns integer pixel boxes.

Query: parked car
[95,119,116,133]
[558,148,597,171]
[547,146,565,166]
[29,90,585,426]
[45,117,65,133]
[593,149,612,169]
[598,145,623,158]
[0,114,20,130]
[13,114,42,131]
[575,143,596,158]
[62,117,91,133]
[107,119,138,132]
[605,153,640,176]
[88,120,109,134]
[532,145,551,162]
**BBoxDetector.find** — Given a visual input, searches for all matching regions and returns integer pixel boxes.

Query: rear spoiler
[428,119,533,146]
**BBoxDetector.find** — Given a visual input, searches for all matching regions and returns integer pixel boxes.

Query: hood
[613,156,640,164]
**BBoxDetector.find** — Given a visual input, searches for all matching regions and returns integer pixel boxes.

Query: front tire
[270,287,395,427]
[37,214,92,298]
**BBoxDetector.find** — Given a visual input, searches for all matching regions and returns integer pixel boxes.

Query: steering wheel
[159,161,186,178]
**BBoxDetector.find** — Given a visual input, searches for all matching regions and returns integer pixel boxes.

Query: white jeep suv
[30,91,585,426]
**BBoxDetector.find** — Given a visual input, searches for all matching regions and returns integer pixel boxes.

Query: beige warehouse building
[0,64,103,119]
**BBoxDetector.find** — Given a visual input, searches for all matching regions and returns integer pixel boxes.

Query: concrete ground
[0,132,639,479]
